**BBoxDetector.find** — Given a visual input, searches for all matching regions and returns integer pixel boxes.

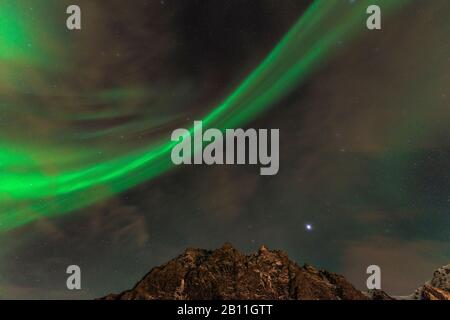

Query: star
[305,224,313,232]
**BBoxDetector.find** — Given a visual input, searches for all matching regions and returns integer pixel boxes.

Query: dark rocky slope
[410,264,450,300]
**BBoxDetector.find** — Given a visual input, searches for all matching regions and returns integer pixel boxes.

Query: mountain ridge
[100,244,449,300]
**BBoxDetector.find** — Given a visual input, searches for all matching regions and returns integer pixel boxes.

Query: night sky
[0,0,449,299]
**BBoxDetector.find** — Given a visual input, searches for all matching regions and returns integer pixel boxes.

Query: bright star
[305,224,313,231]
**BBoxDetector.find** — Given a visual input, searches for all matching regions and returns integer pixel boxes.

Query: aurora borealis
[0,0,449,299]
[0,0,413,232]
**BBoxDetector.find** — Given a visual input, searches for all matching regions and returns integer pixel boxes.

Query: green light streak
[0,2,30,61]
[0,1,59,66]
[0,0,413,232]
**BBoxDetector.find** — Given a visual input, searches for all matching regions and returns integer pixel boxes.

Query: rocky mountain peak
[100,244,449,301]
[430,264,450,291]
[101,244,367,300]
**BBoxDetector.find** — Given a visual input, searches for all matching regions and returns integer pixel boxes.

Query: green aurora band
[0,0,413,232]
